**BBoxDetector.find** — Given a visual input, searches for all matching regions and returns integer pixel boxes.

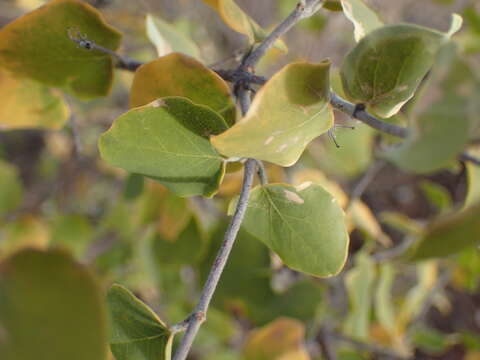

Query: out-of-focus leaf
[0,160,23,217]
[344,253,376,340]
[0,69,70,130]
[341,19,460,118]
[202,0,287,51]
[324,0,343,11]
[409,202,480,261]
[0,216,49,259]
[419,181,452,212]
[243,318,310,360]
[385,103,469,173]
[412,328,449,355]
[49,214,93,257]
[146,14,201,59]
[99,97,228,197]
[465,148,480,208]
[212,61,333,166]
[0,0,122,99]
[310,124,374,178]
[242,183,349,277]
[123,174,145,201]
[199,225,272,320]
[130,53,235,125]
[0,249,107,360]
[340,0,383,42]
[375,264,396,334]
[107,284,172,360]
[150,218,206,266]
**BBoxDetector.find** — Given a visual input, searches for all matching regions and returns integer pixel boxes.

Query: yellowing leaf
[203,0,287,51]
[242,183,349,277]
[0,0,122,99]
[107,285,173,360]
[0,69,69,130]
[341,0,383,42]
[243,318,310,360]
[465,148,480,208]
[99,97,228,197]
[145,14,201,59]
[130,53,235,126]
[212,61,333,166]
[0,248,107,360]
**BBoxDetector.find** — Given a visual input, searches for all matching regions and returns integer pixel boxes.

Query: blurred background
[1,0,480,359]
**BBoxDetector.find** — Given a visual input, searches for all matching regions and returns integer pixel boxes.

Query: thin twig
[317,327,338,360]
[172,159,257,360]
[240,0,323,70]
[254,159,268,185]
[347,160,386,208]
[372,236,416,263]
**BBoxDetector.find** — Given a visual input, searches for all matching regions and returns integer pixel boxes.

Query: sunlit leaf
[409,202,480,261]
[129,53,235,125]
[99,97,228,197]
[242,183,349,277]
[212,61,333,166]
[146,14,201,59]
[0,249,107,360]
[202,0,287,51]
[0,0,122,99]
[107,284,173,360]
[243,318,311,360]
[0,160,23,217]
[341,18,460,118]
[465,148,480,208]
[0,69,70,130]
[340,0,383,42]
[344,253,376,340]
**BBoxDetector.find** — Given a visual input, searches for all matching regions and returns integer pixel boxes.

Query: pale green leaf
[146,14,201,59]
[340,0,383,42]
[341,24,449,118]
[344,253,376,340]
[0,0,121,99]
[130,53,235,126]
[241,183,349,277]
[385,104,469,173]
[409,202,480,261]
[465,148,480,208]
[99,97,228,197]
[212,61,333,167]
[0,160,23,217]
[375,264,396,334]
[0,249,107,360]
[107,284,173,360]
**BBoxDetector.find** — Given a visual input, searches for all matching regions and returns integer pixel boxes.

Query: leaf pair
[100,54,334,197]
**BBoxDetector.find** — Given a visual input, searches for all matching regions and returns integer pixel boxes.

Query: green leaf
[0,160,23,217]
[107,284,173,360]
[243,318,311,360]
[150,218,207,266]
[202,0,287,51]
[344,253,376,340]
[374,264,396,334]
[212,61,333,166]
[340,0,383,42]
[49,214,93,257]
[130,53,235,126]
[0,69,70,130]
[385,104,470,173]
[0,0,122,99]
[323,1,343,12]
[409,202,480,261]
[146,14,201,59]
[0,248,107,360]
[340,21,457,118]
[99,97,228,197]
[242,183,349,277]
